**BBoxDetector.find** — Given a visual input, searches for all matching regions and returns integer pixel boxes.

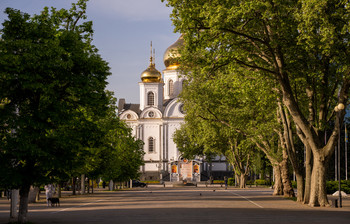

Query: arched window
[147,92,154,106]
[168,79,174,96]
[148,137,154,153]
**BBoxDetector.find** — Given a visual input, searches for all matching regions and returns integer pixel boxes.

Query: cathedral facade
[118,36,231,182]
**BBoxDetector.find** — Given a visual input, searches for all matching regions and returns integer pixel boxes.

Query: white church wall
[166,122,182,162]
[142,123,162,169]
[163,70,184,100]
[139,82,163,111]
[144,163,158,171]
[163,99,185,118]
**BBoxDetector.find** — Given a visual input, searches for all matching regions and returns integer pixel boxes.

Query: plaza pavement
[0,186,349,224]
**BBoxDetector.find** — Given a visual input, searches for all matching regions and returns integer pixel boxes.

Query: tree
[164,0,350,206]
[98,93,144,188]
[0,1,110,222]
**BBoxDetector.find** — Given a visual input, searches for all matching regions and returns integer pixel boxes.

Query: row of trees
[166,0,350,207]
[0,1,143,223]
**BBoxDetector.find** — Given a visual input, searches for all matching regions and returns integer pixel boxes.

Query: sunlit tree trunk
[81,174,85,194]
[280,150,295,197]
[309,152,329,207]
[239,173,247,188]
[303,143,312,204]
[273,165,283,195]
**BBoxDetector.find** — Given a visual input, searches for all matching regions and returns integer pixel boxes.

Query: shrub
[254,179,268,185]
[326,180,350,194]
[291,181,297,189]
[213,180,224,184]
[228,178,235,186]
[247,180,254,185]
[143,180,160,184]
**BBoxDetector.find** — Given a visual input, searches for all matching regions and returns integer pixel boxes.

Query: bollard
[332,199,338,208]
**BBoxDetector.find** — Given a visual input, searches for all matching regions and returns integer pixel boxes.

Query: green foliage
[0,1,109,189]
[228,178,235,186]
[254,179,268,186]
[213,180,224,184]
[97,94,144,183]
[143,180,160,184]
[326,180,350,194]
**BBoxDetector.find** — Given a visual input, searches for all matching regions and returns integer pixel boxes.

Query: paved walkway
[1,187,349,224]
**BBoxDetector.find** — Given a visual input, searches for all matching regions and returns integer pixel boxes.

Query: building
[118,36,232,182]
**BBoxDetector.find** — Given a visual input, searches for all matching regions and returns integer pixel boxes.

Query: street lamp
[336,103,344,208]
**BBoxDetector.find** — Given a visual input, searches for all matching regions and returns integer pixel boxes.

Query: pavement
[1,186,350,224]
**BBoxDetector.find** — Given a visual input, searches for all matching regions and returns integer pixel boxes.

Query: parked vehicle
[132,180,147,188]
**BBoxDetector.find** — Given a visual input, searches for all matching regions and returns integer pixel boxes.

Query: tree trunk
[87,178,90,194]
[235,173,239,187]
[309,153,329,207]
[28,186,40,203]
[18,185,30,224]
[295,172,304,202]
[91,179,94,194]
[109,180,114,191]
[280,151,295,197]
[273,165,283,195]
[81,174,85,195]
[72,177,76,195]
[303,143,312,204]
[239,173,247,188]
[10,189,19,222]
[58,183,62,198]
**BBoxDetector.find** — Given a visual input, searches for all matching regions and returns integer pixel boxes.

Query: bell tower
[139,42,163,111]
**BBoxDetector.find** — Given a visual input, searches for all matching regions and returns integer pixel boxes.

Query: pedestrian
[224,176,228,190]
[102,181,106,189]
[45,184,55,207]
[6,189,11,200]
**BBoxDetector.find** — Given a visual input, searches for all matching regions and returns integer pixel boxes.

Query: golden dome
[141,63,162,83]
[141,42,162,83]
[163,35,184,70]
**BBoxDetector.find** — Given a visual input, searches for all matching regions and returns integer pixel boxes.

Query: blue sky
[0,0,179,103]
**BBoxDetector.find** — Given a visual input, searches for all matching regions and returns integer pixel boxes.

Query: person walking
[45,184,55,207]
[224,176,228,190]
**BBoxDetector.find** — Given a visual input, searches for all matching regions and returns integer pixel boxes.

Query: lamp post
[336,103,345,208]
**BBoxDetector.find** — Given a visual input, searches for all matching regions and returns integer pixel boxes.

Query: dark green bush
[247,180,254,185]
[291,181,297,189]
[254,179,268,185]
[213,180,224,184]
[228,178,235,186]
[326,180,350,194]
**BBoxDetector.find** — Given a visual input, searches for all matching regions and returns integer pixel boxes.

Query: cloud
[89,0,172,21]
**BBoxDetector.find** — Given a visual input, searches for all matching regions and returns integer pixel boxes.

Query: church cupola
[141,42,162,83]
[163,35,185,100]
[139,42,164,111]
[163,34,184,70]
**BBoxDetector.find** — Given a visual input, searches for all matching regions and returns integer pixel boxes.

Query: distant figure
[102,181,106,189]
[224,176,228,190]
[6,189,11,200]
[44,184,55,207]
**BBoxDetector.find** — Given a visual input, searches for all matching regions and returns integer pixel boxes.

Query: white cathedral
[118,36,232,182]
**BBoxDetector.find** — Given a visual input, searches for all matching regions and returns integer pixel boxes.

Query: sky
[0,0,179,103]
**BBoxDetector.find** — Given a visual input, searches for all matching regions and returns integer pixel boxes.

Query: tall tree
[164,0,350,206]
[99,93,144,186]
[0,1,110,222]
